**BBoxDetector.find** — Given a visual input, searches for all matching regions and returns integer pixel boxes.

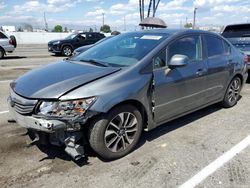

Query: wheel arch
[0,46,5,54]
[233,73,243,84]
[61,43,73,51]
[108,99,148,129]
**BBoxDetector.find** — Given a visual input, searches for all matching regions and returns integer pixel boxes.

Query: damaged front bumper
[8,99,92,160]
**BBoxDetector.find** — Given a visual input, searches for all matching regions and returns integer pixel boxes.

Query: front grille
[13,102,36,114]
[9,89,38,115]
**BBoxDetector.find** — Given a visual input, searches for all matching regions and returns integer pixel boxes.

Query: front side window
[205,35,224,57]
[167,35,202,62]
[72,33,169,67]
[65,33,77,40]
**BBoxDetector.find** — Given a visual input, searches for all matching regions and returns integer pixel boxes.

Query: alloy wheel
[104,112,138,153]
[228,78,241,103]
[63,47,72,56]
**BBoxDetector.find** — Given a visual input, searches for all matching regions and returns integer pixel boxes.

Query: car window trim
[167,34,203,62]
[152,34,204,71]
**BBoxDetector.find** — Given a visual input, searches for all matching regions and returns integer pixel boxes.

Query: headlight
[38,97,96,117]
[52,41,60,45]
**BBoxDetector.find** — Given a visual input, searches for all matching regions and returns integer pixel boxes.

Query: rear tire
[221,77,242,108]
[0,48,4,59]
[88,105,143,160]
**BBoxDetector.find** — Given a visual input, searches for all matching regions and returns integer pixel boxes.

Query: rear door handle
[196,69,205,77]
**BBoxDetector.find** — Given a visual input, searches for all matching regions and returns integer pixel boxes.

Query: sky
[0,0,250,31]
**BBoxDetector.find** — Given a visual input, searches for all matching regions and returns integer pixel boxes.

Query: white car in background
[0,31,16,59]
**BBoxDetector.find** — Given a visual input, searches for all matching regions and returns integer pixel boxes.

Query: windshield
[222,24,250,38]
[65,33,77,40]
[71,32,168,67]
[95,36,113,45]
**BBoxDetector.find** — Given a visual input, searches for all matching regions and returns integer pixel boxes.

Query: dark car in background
[8,29,247,161]
[48,32,105,56]
[72,35,114,57]
[222,24,250,69]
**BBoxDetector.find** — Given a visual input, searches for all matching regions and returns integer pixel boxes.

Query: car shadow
[36,144,90,167]
[96,103,224,163]
[0,56,27,60]
[34,101,240,166]
[51,54,67,58]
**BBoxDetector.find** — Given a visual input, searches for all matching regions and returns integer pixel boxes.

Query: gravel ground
[0,44,250,188]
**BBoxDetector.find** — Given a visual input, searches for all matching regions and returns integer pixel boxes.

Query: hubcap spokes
[105,112,138,152]
[64,48,71,56]
[228,79,240,103]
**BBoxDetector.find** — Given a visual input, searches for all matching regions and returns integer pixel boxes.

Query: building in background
[0,25,16,32]
[198,25,223,33]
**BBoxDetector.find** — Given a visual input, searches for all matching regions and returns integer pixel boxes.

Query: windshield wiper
[79,59,109,67]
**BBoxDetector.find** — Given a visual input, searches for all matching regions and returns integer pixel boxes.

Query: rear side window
[167,35,202,62]
[222,24,250,38]
[205,35,224,57]
[0,32,7,39]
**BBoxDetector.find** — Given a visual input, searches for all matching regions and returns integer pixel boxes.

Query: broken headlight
[38,97,96,117]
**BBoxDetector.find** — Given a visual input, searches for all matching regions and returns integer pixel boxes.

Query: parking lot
[0,44,250,188]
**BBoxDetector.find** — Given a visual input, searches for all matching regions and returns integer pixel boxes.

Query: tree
[64,27,68,32]
[89,27,93,32]
[100,24,111,33]
[17,26,23,32]
[111,31,120,35]
[184,23,192,29]
[53,25,63,32]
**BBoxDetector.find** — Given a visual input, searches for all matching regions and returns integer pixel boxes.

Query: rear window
[205,35,224,57]
[0,32,8,39]
[222,24,250,38]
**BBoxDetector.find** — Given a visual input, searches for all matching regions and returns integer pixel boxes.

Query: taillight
[9,39,13,45]
[244,55,250,63]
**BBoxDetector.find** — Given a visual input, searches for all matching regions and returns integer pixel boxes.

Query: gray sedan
[8,29,248,161]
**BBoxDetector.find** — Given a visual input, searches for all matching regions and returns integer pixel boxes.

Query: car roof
[224,23,250,27]
[129,28,218,37]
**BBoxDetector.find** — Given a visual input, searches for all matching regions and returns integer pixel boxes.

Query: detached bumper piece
[65,136,85,161]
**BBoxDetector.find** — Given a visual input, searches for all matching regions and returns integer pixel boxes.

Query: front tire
[88,105,143,160]
[221,77,242,108]
[62,46,72,56]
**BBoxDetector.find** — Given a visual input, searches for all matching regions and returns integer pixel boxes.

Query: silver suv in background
[222,24,250,69]
[0,31,16,59]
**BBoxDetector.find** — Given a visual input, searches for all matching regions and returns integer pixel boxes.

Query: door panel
[153,35,208,123]
[203,35,231,101]
[154,61,207,123]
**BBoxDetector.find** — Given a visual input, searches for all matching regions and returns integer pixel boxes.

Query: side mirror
[168,54,189,69]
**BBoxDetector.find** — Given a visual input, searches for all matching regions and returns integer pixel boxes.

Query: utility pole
[44,12,48,31]
[142,0,144,20]
[102,13,105,26]
[193,7,197,29]
[124,16,126,31]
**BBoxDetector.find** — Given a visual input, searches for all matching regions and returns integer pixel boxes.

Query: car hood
[75,44,93,52]
[11,60,120,99]
[48,39,71,44]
